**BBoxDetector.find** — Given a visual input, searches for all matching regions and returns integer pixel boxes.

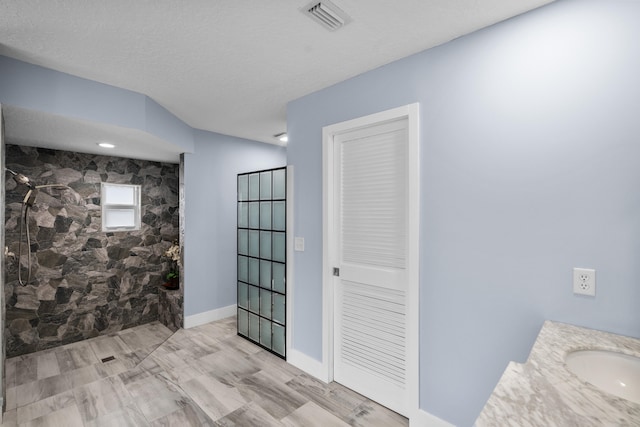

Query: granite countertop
[476,321,640,426]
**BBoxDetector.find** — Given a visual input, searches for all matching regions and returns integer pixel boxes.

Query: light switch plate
[294,237,305,252]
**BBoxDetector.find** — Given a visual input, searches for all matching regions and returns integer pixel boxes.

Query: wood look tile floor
[2,317,408,426]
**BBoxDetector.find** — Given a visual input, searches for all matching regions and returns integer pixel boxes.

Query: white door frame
[321,103,420,418]
[285,165,294,359]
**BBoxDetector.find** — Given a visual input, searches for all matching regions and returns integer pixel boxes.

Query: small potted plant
[163,241,181,290]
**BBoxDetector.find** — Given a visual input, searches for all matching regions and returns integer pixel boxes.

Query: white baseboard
[410,409,454,427]
[287,348,329,383]
[184,304,237,329]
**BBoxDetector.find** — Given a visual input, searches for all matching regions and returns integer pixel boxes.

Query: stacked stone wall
[4,145,180,357]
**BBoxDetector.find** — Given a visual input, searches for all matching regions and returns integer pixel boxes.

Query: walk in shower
[3,145,181,359]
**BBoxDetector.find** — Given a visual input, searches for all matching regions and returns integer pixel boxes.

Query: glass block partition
[237,167,286,358]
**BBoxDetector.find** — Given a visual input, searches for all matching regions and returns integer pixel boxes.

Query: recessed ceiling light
[274,132,288,143]
[98,142,116,148]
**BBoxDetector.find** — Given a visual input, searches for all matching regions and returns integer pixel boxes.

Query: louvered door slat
[340,126,406,269]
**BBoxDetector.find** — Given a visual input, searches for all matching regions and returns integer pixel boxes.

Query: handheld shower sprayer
[5,167,38,285]
[5,167,71,286]
[6,167,34,189]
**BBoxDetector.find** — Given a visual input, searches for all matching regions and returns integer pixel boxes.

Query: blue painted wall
[0,55,286,326]
[183,131,286,316]
[0,56,195,153]
[286,0,640,424]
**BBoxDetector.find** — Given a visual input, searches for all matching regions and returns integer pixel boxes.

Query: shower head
[14,173,33,188]
[5,168,35,189]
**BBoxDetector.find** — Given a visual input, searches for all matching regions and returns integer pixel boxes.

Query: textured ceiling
[0,0,554,154]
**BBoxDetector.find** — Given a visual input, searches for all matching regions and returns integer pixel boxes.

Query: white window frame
[101,182,141,232]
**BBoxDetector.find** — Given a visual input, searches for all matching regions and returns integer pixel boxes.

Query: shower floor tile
[2,318,408,427]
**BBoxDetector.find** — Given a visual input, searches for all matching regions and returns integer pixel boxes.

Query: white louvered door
[333,117,410,416]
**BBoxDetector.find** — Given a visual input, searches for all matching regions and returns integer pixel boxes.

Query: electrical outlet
[573,267,596,296]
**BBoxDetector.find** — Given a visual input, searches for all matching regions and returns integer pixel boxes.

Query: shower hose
[17,201,32,286]
[16,184,69,286]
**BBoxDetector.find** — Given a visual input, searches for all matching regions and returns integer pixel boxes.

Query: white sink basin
[565,350,640,404]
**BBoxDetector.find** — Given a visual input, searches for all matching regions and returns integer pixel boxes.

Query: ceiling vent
[302,0,351,31]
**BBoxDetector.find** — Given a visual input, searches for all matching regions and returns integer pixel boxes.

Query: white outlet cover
[294,237,305,252]
[573,267,596,296]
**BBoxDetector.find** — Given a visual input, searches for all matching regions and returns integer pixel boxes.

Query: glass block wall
[237,167,286,358]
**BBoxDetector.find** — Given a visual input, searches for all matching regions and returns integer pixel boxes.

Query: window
[101,183,141,231]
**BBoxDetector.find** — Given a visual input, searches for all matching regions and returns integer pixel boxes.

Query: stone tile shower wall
[4,145,181,357]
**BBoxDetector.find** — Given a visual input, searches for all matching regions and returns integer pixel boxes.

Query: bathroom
[0,107,288,425]
[2,0,640,425]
